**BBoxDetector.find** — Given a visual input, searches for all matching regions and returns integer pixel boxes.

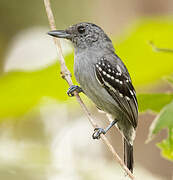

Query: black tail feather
[124,138,134,173]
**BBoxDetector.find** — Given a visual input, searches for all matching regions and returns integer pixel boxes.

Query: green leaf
[149,101,173,135]
[114,17,173,86]
[157,126,173,161]
[157,134,173,161]
[0,53,76,119]
[147,101,173,161]
[137,94,173,112]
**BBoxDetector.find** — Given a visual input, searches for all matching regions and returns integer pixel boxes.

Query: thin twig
[43,0,134,179]
[149,41,173,53]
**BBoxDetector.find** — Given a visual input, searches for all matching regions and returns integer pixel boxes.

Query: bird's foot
[67,85,83,97]
[92,128,106,139]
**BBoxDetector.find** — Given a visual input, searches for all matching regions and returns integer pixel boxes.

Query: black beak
[48,30,71,39]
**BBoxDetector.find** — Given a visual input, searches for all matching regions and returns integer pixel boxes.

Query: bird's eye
[77,26,85,34]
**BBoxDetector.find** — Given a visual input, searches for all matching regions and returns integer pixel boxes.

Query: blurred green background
[0,0,173,180]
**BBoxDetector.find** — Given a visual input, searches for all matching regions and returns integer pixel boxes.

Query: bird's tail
[124,138,134,173]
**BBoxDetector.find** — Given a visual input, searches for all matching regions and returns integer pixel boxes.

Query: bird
[48,22,138,173]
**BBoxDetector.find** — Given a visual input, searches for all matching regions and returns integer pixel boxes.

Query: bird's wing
[94,57,138,128]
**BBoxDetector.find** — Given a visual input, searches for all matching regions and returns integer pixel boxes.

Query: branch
[149,41,173,53]
[43,0,134,179]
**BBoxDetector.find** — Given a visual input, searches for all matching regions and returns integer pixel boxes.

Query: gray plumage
[48,22,138,173]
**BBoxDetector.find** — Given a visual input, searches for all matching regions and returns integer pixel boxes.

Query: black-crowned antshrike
[48,22,138,173]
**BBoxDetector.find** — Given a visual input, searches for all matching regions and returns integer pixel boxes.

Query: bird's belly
[75,67,119,116]
[85,86,118,114]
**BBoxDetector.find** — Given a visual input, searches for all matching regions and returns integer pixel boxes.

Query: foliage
[114,17,173,86]
[147,95,173,161]
[0,54,72,119]
[138,94,173,113]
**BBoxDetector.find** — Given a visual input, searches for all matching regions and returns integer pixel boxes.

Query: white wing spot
[111,76,114,80]
[96,64,99,68]
[119,81,123,84]
[102,71,106,75]
[107,74,111,78]
[115,79,119,83]
[104,81,117,93]
[116,65,122,73]
[108,69,111,72]
[125,96,130,101]
[119,93,123,97]
[98,67,102,71]
[130,90,134,96]
[116,72,121,76]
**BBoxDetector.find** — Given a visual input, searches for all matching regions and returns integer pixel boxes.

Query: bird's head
[48,22,114,51]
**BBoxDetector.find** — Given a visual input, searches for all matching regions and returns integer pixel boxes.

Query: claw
[92,128,106,139]
[67,85,83,97]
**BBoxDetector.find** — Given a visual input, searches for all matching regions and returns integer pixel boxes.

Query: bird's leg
[92,119,118,139]
[67,85,83,97]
